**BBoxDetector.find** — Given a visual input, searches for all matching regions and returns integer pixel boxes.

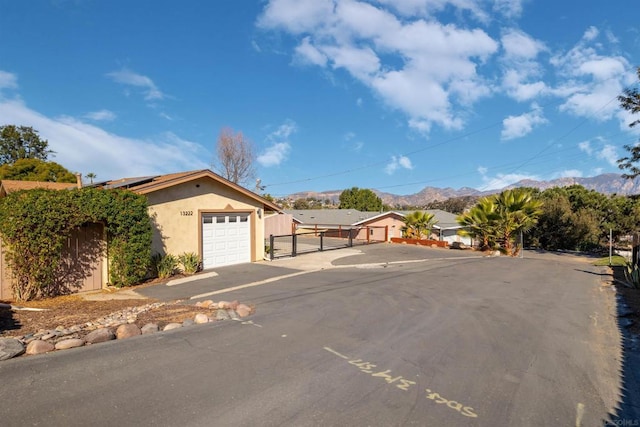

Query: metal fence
[266,226,387,260]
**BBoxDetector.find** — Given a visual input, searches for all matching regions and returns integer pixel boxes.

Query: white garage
[115,169,281,269]
[202,213,251,269]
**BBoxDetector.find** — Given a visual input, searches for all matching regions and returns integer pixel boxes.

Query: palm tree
[85,172,96,184]
[456,197,498,250]
[492,188,543,256]
[402,211,438,239]
[457,189,543,255]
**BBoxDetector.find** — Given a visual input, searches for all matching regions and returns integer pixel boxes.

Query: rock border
[0,299,255,360]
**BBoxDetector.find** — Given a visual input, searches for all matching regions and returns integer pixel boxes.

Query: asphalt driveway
[0,245,625,426]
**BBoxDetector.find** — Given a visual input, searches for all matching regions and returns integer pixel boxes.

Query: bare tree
[213,127,256,186]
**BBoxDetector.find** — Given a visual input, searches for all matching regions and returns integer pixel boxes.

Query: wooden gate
[0,223,104,301]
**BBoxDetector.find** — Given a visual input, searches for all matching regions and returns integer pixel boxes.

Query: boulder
[55,338,85,350]
[216,310,231,321]
[0,338,25,360]
[194,313,209,324]
[85,328,115,344]
[26,340,55,355]
[163,323,182,331]
[236,304,252,318]
[116,324,141,340]
[141,323,159,334]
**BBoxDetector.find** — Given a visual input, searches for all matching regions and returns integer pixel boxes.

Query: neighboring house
[99,169,281,269]
[270,209,471,246]
[0,178,105,300]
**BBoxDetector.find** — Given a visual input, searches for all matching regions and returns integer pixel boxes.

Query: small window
[216,216,226,224]
[240,215,248,222]
[229,216,237,223]
[203,217,213,224]
[370,229,374,236]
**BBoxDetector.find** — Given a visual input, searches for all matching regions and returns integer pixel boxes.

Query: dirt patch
[0,294,212,338]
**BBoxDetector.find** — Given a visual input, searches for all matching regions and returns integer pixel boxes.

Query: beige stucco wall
[145,177,265,262]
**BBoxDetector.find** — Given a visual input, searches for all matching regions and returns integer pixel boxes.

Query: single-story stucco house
[266,209,471,246]
[0,170,281,299]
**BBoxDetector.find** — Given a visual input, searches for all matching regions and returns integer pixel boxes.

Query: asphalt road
[0,246,623,426]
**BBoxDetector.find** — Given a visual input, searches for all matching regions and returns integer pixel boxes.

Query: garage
[202,212,251,269]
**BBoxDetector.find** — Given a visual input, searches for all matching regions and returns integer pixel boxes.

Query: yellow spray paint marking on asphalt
[576,403,585,427]
[323,346,479,418]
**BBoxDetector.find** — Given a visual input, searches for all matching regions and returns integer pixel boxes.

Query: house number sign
[180,210,193,216]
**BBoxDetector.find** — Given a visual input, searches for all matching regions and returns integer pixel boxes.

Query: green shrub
[178,252,200,275]
[0,188,152,300]
[157,254,179,279]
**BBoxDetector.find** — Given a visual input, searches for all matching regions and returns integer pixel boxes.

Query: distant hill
[287,173,640,206]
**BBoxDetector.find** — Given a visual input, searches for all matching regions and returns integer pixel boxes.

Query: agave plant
[178,252,201,275]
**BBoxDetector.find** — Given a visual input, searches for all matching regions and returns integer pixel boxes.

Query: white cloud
[385,155,413,175]
[84,109,116,122]
[258,1,499,134]
[376,0,490,22]
[499,29,547,101]
[583,26,599,42]
[551,29,632,121]
[501,105,547,140]
[294,37,328,67]
[557,169,583,178]
[597,144,618,166]
[578,140,592,155]
[258,120,297,167]
[480,172,540,190]
[106,68,165,101]
[257,142,290,167]
[493,0,525,19]
[0,98,209,179]
[0,70,18,91]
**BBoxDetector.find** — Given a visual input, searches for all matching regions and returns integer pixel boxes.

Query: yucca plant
[157,254,179,279]
[178,252,200,275]
[624,260,640,289]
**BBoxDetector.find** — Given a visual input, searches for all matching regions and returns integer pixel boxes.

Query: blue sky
[0,1,639,197]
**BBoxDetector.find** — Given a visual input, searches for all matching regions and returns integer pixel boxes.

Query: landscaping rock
[216,310,231,321]
[26,340,55,355]
[227,309,240,320]
[229,300,239,310]
[116,324,141,340]
[141,323,159,334]
[163,323,182,331]
[196,300,214,308]
[182,319,195,327]
[0,338,25,360]
[217,301,230,309]
[41,333,56,341]
[194,313,209,324]
[55,338,85,350]
[236,304,252,318]
[85,328,115,344]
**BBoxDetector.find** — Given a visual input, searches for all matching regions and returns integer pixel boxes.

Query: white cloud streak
[106,68,165,101]
[385,155,413,175]
[84,109,116,122]
[0,96,209,179]
[501,104,547,140]
[258,120,297,167]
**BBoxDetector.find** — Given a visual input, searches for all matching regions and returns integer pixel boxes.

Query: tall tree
[213,127,256,186]
[85,172,97,184]
[0,158,76,183]
[617,66,640,178]
[338,187,383,211]
[0,125,53,164]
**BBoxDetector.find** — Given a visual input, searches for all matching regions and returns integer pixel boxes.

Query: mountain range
[287,173,640,206]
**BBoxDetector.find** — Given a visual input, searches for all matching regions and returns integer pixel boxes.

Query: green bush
[0,188,152,300]
[157,254,179,279]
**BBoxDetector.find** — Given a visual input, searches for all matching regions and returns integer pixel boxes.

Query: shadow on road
[604,266,640,425]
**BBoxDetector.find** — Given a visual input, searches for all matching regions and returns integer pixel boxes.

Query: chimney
[76,173,82,189]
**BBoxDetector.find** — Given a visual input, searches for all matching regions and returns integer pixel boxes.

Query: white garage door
[202,213,251,269]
